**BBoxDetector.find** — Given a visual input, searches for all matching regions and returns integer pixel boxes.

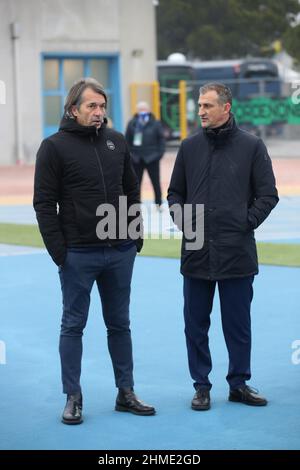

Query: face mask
[138,111,149,118]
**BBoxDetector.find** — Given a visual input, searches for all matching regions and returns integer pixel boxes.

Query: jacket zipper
[91,136,108,203]
[91,135,112,246]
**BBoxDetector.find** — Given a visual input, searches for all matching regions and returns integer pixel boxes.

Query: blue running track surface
[0,253,299,450]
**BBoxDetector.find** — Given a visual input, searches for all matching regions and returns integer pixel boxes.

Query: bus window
[193,60,242,98]
[238,59,281,99]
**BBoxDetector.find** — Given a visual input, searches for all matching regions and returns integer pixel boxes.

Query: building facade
[0,0,157,164]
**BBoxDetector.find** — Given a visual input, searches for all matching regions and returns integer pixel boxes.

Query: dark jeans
[132,159,162,205]
[58,245,136,394]
[183,275,254,390]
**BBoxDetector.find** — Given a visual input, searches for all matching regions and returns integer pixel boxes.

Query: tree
[156,0,300,61]
[284,24,300,64]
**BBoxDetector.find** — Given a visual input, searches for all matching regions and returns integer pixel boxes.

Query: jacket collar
[59,116,108,136]
[203,113,237,142]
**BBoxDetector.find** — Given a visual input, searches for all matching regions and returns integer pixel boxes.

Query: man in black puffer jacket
[34,78,155,424]
[168,82,278,411]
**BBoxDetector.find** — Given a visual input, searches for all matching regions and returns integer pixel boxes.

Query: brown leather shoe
[229,385,267,406]
[191,389,211,411]
[62,392,83,424]
[115,388,155,415]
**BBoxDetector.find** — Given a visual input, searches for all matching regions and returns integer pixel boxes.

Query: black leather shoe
[115,388,155,415]
[229,385,267,406]
[62,392,83,424]
[191,389,211,411]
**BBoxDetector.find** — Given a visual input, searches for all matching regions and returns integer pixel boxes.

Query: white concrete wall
[0,0,20,165]
[0,0,157,165]
[119,0,157,124]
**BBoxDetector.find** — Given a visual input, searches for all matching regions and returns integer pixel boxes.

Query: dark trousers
[132,159,162,205]
[183,275,254,390]
[58,245,136,394]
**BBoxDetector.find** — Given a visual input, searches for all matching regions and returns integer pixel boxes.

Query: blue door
[42,54,122,137]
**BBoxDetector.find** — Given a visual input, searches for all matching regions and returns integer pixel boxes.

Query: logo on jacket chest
[106,140,115,151]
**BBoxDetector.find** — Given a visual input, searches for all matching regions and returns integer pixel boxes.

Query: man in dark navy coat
[168,82,278,410]
[125,101,165,209]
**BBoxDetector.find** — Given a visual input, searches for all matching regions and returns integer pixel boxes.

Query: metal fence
[160,78,300,140]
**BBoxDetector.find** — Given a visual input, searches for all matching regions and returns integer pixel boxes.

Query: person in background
[168,82,279,411]
[33,78,155,425]
[125,101,165,209]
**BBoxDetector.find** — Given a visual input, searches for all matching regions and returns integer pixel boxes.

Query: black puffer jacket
[33,118,142,266]
[125,113,165,164]
[167,115,279,280]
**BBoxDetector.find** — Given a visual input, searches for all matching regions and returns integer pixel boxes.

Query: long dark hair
[64,77,107,118]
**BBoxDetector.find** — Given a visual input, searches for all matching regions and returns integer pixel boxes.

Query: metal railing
[161,78,300,140]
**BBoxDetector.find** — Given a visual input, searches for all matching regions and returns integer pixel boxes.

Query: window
[42,55,121,136]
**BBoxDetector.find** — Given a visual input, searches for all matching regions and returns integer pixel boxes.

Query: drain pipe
[11,22,24,165]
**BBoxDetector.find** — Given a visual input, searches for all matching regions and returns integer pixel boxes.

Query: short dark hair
[199,82,232,105]
[64,77,107,118]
